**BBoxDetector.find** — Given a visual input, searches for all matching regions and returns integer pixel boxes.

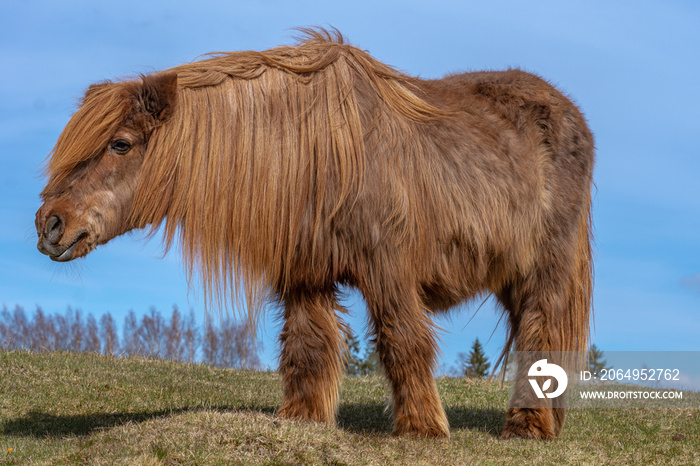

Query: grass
[0,351,698,465]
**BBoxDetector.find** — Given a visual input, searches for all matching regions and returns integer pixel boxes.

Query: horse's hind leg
[497,272,568,439]
[278,288,348,424]
[498,245,590,439]
[363,280,450,438]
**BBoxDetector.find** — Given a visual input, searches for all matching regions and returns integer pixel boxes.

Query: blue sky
[1,1,699,371]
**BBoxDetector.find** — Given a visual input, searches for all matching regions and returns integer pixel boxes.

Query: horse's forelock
[42,73,178,198]
[42,81,135,197]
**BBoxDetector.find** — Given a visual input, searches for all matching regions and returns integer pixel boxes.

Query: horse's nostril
[46,215,64,244]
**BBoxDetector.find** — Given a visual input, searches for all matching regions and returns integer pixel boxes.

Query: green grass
[1,351,698,465]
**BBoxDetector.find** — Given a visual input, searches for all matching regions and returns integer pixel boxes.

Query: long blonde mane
[125,29,448,320]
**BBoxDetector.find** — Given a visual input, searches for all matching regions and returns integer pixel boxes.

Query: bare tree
[202,319,220,366]
[65,308,85,353]
[30,307,54,352]
[99,312,119,356]
[52,312,70,352]
[232,321,262,369]
[0,304,265,369]
[7,306,30,350]
[138,307,165,359]
[216,318,261,369]
[218,318,236,368]
[163,306,184,361]
[122,310,142,357]
[84,314,101,353]
[181,308,200,363]
[0,305,16,349]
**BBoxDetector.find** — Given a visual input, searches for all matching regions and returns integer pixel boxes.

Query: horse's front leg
[277,287,348,424]
[363,278,450,438]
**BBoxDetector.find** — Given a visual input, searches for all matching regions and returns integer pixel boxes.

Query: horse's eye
[111,139,132,154]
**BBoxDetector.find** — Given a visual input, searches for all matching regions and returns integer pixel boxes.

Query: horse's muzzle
[35,209,88,262]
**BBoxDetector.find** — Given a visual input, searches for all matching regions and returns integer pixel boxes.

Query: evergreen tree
[345,332,363,376]
[587,344,611,374]
[359,343,380,375]
[345,331,380,376]
[461,338,491,379]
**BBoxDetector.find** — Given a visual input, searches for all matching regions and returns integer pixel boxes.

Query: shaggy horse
[35,29,594,439]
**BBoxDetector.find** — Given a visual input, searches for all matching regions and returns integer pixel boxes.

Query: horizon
[2,1,699,373]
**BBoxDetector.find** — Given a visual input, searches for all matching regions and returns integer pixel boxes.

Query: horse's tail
[492,190,594,378]
[565,194,594,362]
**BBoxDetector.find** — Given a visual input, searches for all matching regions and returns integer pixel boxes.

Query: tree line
[1,304,609,377]
[452,338,610,379]
[345,333,492,378]
[0,305,261,369]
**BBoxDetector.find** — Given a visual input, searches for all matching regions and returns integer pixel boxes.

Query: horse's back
[419,68,594,213]
[396,69,594,302]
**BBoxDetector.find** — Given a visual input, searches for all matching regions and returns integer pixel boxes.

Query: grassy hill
[0,351,697,464]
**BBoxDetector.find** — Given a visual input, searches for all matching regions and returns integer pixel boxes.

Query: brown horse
[35,29,594,439]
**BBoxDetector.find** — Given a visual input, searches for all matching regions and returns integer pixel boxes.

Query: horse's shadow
[1,404,505,439]
[337,403,506,437]
[0,405,273,439]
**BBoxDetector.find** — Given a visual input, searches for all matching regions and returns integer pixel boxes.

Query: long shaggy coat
[36,29,594,439]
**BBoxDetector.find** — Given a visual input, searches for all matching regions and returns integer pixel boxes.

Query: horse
[35,28,594,439]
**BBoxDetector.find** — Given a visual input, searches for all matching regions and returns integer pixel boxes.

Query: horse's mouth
[49,231,89,262]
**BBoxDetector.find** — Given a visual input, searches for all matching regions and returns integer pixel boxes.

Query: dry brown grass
[1,351,698,464]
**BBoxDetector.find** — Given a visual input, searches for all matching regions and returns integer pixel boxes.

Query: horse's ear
[138,72,178,124]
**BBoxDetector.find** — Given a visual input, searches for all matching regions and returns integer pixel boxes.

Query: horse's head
[35,72,177,261]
